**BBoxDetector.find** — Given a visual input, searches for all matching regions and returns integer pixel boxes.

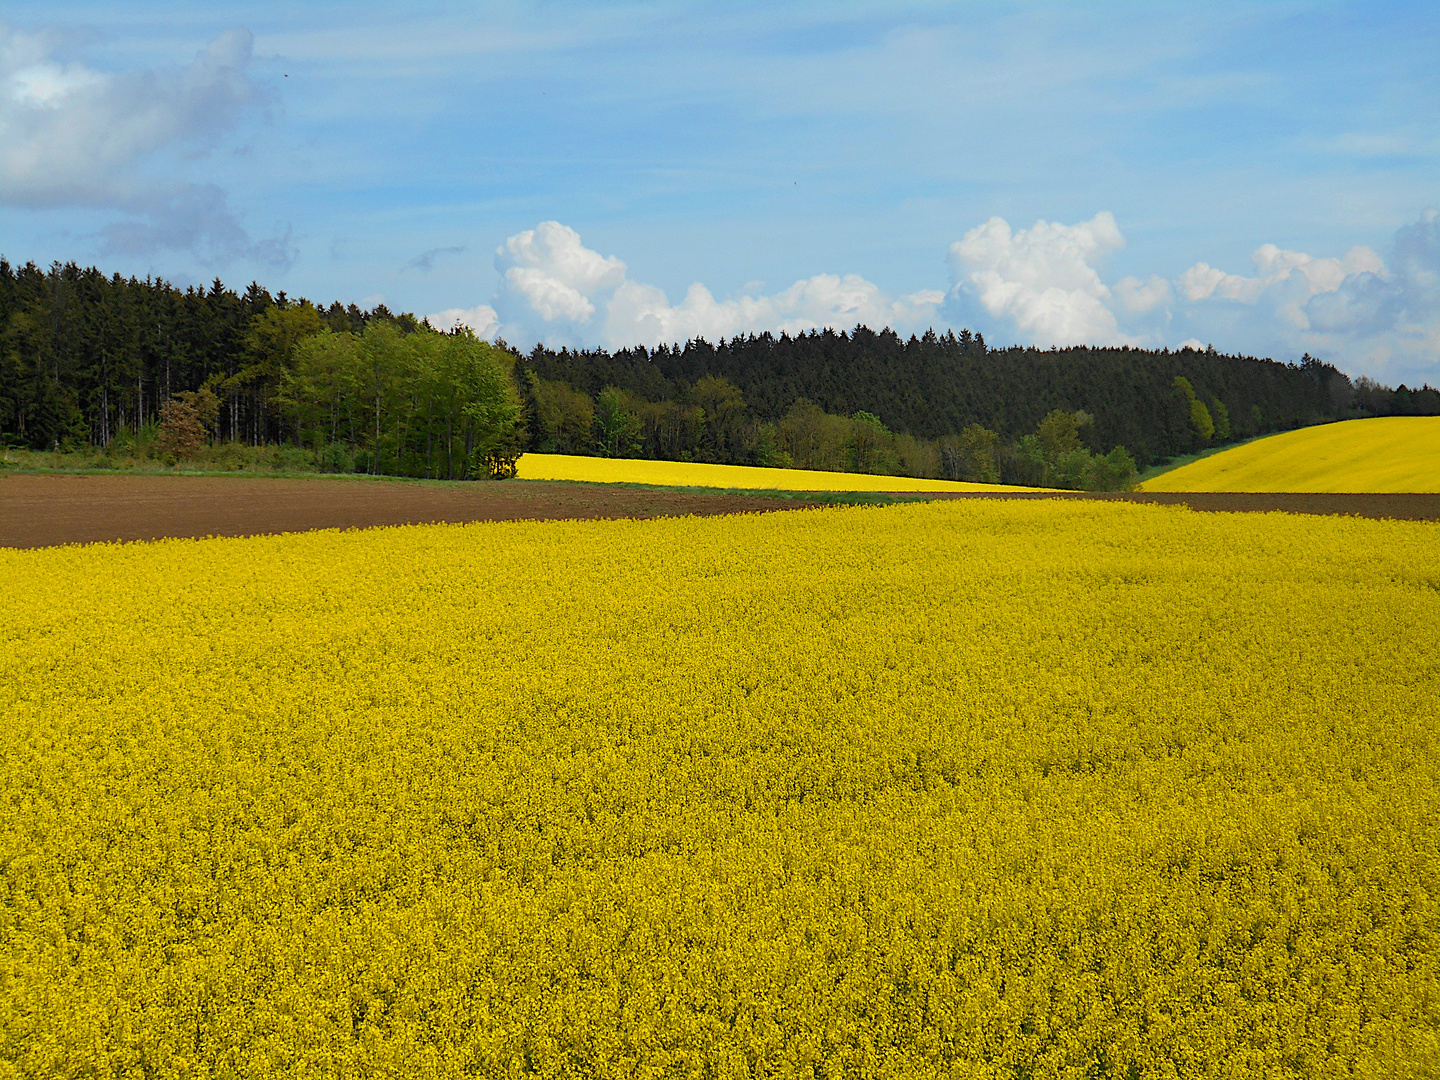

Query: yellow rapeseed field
[2,501,1438,1078]
[515,452,1035,492]
[1141,415,1440,492]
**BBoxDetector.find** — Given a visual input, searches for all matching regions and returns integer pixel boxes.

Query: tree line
[518,328,1439,470]
[4,258,1437,487]
[0,259,521,479]
[522,370,1141,488]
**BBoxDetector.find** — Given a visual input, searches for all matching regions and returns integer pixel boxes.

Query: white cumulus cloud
[428,302,499,338]
[1114,274,1172,314]
[1178,244,1385,311]
[605,275,943,347]
[496,221,625,326]
[940,209,1440,383]
[1173,214,1439,382]
[433,220,943,349]
[946,211,1131,347]
[430,211,1440,387]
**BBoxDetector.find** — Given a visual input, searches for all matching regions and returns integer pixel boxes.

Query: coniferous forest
[4,259,1437,487]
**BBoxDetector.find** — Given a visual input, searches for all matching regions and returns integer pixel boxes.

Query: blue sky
[2,2,1437,383]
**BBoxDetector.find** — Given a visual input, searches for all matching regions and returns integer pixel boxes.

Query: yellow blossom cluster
[1,500,1437,1078]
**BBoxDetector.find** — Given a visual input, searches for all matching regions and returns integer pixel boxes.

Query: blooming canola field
[1141,415,1440,492]
[515,452,1035,492]
[1,501,1438,1077]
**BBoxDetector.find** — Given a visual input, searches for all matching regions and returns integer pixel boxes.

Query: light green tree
[222,301,325,444]
[276,330,362,457]
[279,325,522,478]
[1030,409,1097,489]
[848,411,896,474]
[953,423,1001,483]
[778,400,851,472]
[527,375,595,453]
[1087,446,1139,491]
[1012,434,1048,486]
[1210,398,1231,441]
[595,387,643,458]
[1173,376,1214,444]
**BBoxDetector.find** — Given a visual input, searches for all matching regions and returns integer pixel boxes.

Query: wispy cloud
[404,245,466,273]
[0,21,286,265]
[97,185,295,270]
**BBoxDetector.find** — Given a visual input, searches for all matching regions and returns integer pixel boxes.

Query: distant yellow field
[1142,416,1440,492]
[516,452,1034,492]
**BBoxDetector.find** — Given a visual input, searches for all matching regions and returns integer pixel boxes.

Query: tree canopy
[4,258,1437,490]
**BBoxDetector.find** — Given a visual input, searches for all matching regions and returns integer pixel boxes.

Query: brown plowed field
[3,474,1436,550]
[0,474,821,549]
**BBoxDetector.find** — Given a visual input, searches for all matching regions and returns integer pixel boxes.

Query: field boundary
[6,474,1437,550]
[0,474,828,550]
[1135,431,1278,483]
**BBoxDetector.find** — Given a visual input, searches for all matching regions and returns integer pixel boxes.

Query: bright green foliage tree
[640,399,707,461]
[1010,410,1134,491]
[1012,434,1048,486]
[892,432,937,478]
[594,388,643,458]
[1190,397,1215,442]
[848,411,896,474]
[407,329,526,478]
[1052,448,1094,490]
[527,375,595,453]
[778,400,855,472]
[1210,398,1231,442]
[246,303,325,377]
[1087,446,1139,490]
[221,301,326,445]
[1027,410,1102,489]
[355,322,403,471]
[279,325,522,479]
[274,330,359,458]
[1036,409,1086,462]
[690,375,748,462]
[1173,376,1214,444]
[950,423,1001,483]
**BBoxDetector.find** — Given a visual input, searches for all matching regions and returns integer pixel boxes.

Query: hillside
[1141,416,1440,492]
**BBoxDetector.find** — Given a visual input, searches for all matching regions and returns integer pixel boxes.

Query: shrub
[156,399,207,460]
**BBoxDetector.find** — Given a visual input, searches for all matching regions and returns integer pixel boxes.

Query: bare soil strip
[4,475,1436,550]
[0,474,821,549]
